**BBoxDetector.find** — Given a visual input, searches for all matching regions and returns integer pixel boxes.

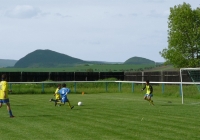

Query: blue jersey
[58,88,70,103]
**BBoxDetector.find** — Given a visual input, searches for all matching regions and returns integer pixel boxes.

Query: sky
[0,0,199,62]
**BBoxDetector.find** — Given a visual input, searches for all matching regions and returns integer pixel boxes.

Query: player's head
[2,74,7,81]
[146,80,150,85]
[58,84,61,89]
[62,83,66,87]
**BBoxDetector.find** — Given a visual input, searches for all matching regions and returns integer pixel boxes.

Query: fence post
[105,82,108,92]
[9,83,12,91]
[162,83,165,93]
[132,83,134,93]
[118,82,121,92]
[179,84,182,96]
[74,82,76,93]
[42,83,44,93]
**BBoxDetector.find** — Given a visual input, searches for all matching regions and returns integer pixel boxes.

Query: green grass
[9,83,200,99]
[0,93,200,140]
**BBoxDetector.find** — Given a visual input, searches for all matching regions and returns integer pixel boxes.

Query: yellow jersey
[55,88,61,100]
[0,81,8,99]
[142,84,153,94]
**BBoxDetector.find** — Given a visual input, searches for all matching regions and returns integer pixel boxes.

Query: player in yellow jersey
[141,80,154,105]
[49,84,61,106]
[0,74,14,118]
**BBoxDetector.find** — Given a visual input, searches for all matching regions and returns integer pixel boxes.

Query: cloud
[5,5,40,19]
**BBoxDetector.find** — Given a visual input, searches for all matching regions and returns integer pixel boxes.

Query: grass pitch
[0,93,200,140]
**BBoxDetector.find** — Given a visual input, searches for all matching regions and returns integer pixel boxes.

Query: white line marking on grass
[190,102,200,105]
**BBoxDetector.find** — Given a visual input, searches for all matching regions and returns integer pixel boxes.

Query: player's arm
[141,86,146,91]
[54,88,59,96]
[149,85,153,94]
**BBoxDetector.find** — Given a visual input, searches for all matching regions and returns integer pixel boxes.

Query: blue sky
[0,0,199,62]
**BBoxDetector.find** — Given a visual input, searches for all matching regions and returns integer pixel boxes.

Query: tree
[160,3,200,68]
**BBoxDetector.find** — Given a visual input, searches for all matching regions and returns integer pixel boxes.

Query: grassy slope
[0,93,200,140]
[0,64,155,72]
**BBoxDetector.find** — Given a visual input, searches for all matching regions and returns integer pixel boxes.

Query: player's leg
[56,97,66,106]
[49,98,57,102]
[67,99,74,109]
[0,100,2,108]
[57,98,61,106]
[49,98,61,106]
[144,94,150,101]
[144,94,147,100]
[56,102,63,105]
[5,99,14,118]
[55,97,62,106]
[66,98,72,109]
[148,94,154,105]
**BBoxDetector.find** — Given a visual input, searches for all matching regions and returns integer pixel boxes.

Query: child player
[0,74,15,117]
[141,80,154,105]
[49,84,61,106]
[57,83,74,109]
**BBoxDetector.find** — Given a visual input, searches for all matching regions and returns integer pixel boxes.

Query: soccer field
[0,93,200,140]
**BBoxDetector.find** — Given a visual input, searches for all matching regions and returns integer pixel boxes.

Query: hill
[13,49,163,69]
[14,49,89,68]
[0,59,17,67]
[124,56,155,64]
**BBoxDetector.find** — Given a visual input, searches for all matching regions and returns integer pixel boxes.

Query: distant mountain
[14,49,88,68]
[0,59,17,67]
[13,49,160,68]
[124,56,155,64]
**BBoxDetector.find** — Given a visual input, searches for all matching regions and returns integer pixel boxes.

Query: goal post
[180,68,200,104]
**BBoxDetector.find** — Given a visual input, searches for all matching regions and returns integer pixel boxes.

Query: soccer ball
[78,102,82,106]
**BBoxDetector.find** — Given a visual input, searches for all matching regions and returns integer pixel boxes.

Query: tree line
[160,2,200,68]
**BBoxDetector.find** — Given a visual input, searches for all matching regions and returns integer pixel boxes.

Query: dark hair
[57,84,61,87]
[57,84,61,89]
[62,83,66,87]
[2,74,7,80]
[146,80,150,83]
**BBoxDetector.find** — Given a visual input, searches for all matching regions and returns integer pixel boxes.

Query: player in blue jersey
[56,83,74,109]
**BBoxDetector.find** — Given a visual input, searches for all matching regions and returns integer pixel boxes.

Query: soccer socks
[149,100,154,105]
[68,102,74,109]
[146,98,150,101]
[146,99,154,105]
[9,110,14,117]
[68,102,72,108]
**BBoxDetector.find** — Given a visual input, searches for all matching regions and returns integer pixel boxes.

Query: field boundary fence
[8,81,197,95]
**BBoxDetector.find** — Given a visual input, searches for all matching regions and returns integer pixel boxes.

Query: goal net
[180,68,200,104]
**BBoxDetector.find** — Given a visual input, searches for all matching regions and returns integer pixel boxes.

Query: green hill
[14,49,88,68]
[0,59,17,67]
[124,56,155,64]
[13,49,162,69]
